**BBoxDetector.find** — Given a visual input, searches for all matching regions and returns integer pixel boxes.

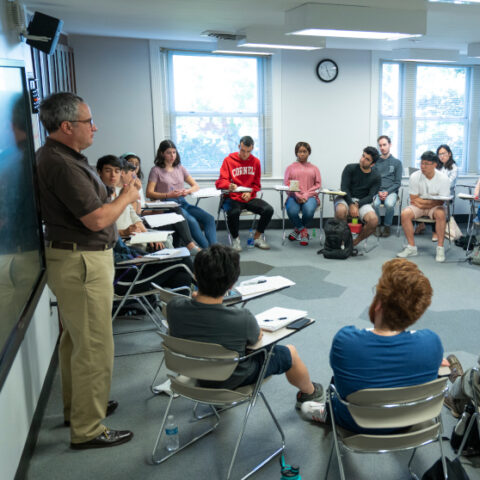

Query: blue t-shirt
[329,325,443,432]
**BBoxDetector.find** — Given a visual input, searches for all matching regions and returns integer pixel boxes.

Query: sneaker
[436,246,445,263]
[299,228,309,246]
[232,237,242,252]
[254,237,270,250]
[446,354,464,384]
[444,395,462,418]
[190,246,201,256]
[300,401,328,423]
[296,382,324,409]
[381,226,391,238]
[374,226,383,237]
[288,228,301,241]
[397,245,418,258]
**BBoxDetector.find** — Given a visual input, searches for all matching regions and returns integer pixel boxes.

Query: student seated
[215,136,274,251]
[301,258,444,433]
[167,244,323,408]
[119,152,145,214]
[96,155,200,254]
[284,141,321,246]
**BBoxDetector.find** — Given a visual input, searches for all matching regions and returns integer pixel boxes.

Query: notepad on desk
[144,200,180,209]
[256,307,308,332]
[128,230,173,244]
[143,212,185,228]
[235,276,295,300]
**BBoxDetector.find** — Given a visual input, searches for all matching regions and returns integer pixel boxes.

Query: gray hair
[39,92,84,133]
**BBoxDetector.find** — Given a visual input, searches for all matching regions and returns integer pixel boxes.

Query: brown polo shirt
[36,138,116,248]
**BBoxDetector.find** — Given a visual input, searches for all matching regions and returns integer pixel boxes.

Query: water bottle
[454,408,471,437]
[247,229,255,249]
[165,414,179,451]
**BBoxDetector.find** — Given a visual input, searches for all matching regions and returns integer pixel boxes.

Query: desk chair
[151,334,285,480]
[412,197,453,253]
[455,365,480,459]
[325,378,449,480]
[216,192,262,245]
[112,261,193,355]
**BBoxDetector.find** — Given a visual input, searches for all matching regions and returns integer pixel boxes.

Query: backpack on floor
[318,219,353,259]
[450,403,480,457]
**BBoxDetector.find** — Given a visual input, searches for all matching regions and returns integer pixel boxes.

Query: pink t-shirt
[283,161,322,204]
[148,165,190,193]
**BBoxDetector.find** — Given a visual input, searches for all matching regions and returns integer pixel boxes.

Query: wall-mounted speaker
[26,11,63,56]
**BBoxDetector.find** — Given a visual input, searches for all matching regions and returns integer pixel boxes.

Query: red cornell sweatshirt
[215,152,261,203]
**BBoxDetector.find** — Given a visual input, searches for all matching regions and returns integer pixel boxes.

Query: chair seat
[340,420,440,452]
[415,216,436,223]
[169,374,270,405]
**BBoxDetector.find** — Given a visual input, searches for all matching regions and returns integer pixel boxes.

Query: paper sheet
[191,187,222,198]
[144,201,180,209]
[128,230,173,244]
[143,212,185,228]
[236,275,295,299]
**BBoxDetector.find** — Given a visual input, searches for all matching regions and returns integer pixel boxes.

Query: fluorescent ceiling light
[212,39,273,56]
[392,48,459,63]
[237,26,325,51]
[467,42,480,58]
[293,29,421,41]
[212,50,271,56]
[429,0,480,4]
[238,42,320,51]
[286,3,426,40]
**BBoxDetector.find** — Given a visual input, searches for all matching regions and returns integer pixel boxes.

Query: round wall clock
[316,59,338,83]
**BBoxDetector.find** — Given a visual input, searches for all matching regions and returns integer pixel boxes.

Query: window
[166,52,268,175]
[379,61,472,172]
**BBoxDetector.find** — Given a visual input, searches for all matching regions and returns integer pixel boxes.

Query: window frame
[165,50,269,176]
[378,59,474,173]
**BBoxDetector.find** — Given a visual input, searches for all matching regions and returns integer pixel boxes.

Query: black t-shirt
[167,296,260,389]
[36,138,116,247]
[340,163,381,207]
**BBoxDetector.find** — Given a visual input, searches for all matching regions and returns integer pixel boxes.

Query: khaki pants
[46,247,114,443]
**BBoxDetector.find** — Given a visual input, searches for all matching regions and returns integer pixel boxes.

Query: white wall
[0,2,60,478]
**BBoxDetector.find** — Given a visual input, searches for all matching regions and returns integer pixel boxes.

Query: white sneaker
[300,401,328,423]
[232,237,242,252]
[254,237,270,250]
[397,245,418,258]
[436,246,445,263]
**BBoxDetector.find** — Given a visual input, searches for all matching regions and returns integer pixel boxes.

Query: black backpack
[450,403,480,457]
[318,219,354,259]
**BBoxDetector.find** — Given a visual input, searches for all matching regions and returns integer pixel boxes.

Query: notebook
[255,307,308,332]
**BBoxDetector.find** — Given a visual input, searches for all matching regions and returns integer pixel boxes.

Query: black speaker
[26,11,63,56]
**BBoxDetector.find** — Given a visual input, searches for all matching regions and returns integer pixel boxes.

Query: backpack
[450,403,480,457]
[318,219,354,259]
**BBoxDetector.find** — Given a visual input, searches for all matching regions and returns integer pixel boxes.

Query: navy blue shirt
[330,325,443,432]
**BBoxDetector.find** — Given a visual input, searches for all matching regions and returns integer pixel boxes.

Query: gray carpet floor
[26,228,480,480]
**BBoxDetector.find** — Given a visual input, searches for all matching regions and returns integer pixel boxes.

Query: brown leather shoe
[381,226,391,238]
[64,400,119,427]
[70,428,133,450]
[447,354,464,384]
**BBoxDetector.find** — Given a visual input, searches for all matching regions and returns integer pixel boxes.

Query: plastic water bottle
[247,229,255,249]
[165,414,179,451]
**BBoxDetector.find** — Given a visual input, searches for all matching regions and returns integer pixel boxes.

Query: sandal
[446,354,464,384]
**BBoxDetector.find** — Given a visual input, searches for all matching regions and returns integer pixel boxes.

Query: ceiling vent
[201,30,243,41]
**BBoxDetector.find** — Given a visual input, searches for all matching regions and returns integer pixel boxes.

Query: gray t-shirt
[167,296,260,389]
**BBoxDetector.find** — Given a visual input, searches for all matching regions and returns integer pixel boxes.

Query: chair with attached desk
[325,377,449,480]
[216,191,262,245]
[151,333,285,480]
[112,259,193,356]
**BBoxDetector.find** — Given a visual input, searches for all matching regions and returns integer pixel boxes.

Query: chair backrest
[161,334,240,382]
[345,377,448,429]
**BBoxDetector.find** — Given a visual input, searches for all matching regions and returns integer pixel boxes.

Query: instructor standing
[37,93,138,449]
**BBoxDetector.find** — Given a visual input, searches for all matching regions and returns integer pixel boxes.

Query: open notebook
[256,307,308,332]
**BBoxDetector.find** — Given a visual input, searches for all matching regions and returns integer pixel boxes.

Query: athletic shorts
[405,204,444,219]
[334,198,375,222]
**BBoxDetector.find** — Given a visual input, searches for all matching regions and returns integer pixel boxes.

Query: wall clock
[316,59,338,83]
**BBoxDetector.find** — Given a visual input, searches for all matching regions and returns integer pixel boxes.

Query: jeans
[285,196,317,230]
[373,192,398,227]
[223,197,274,238]
[177,197,217,248]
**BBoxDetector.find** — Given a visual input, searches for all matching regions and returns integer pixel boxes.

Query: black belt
[45,241,113,252]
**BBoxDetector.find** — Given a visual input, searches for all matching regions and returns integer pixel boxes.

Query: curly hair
[371,258,432,330]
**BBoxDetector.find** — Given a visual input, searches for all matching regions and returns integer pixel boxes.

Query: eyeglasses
[69,118,94,127]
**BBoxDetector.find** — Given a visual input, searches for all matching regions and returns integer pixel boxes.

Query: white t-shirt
[114,186,141,230]
[409,170,450,198]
